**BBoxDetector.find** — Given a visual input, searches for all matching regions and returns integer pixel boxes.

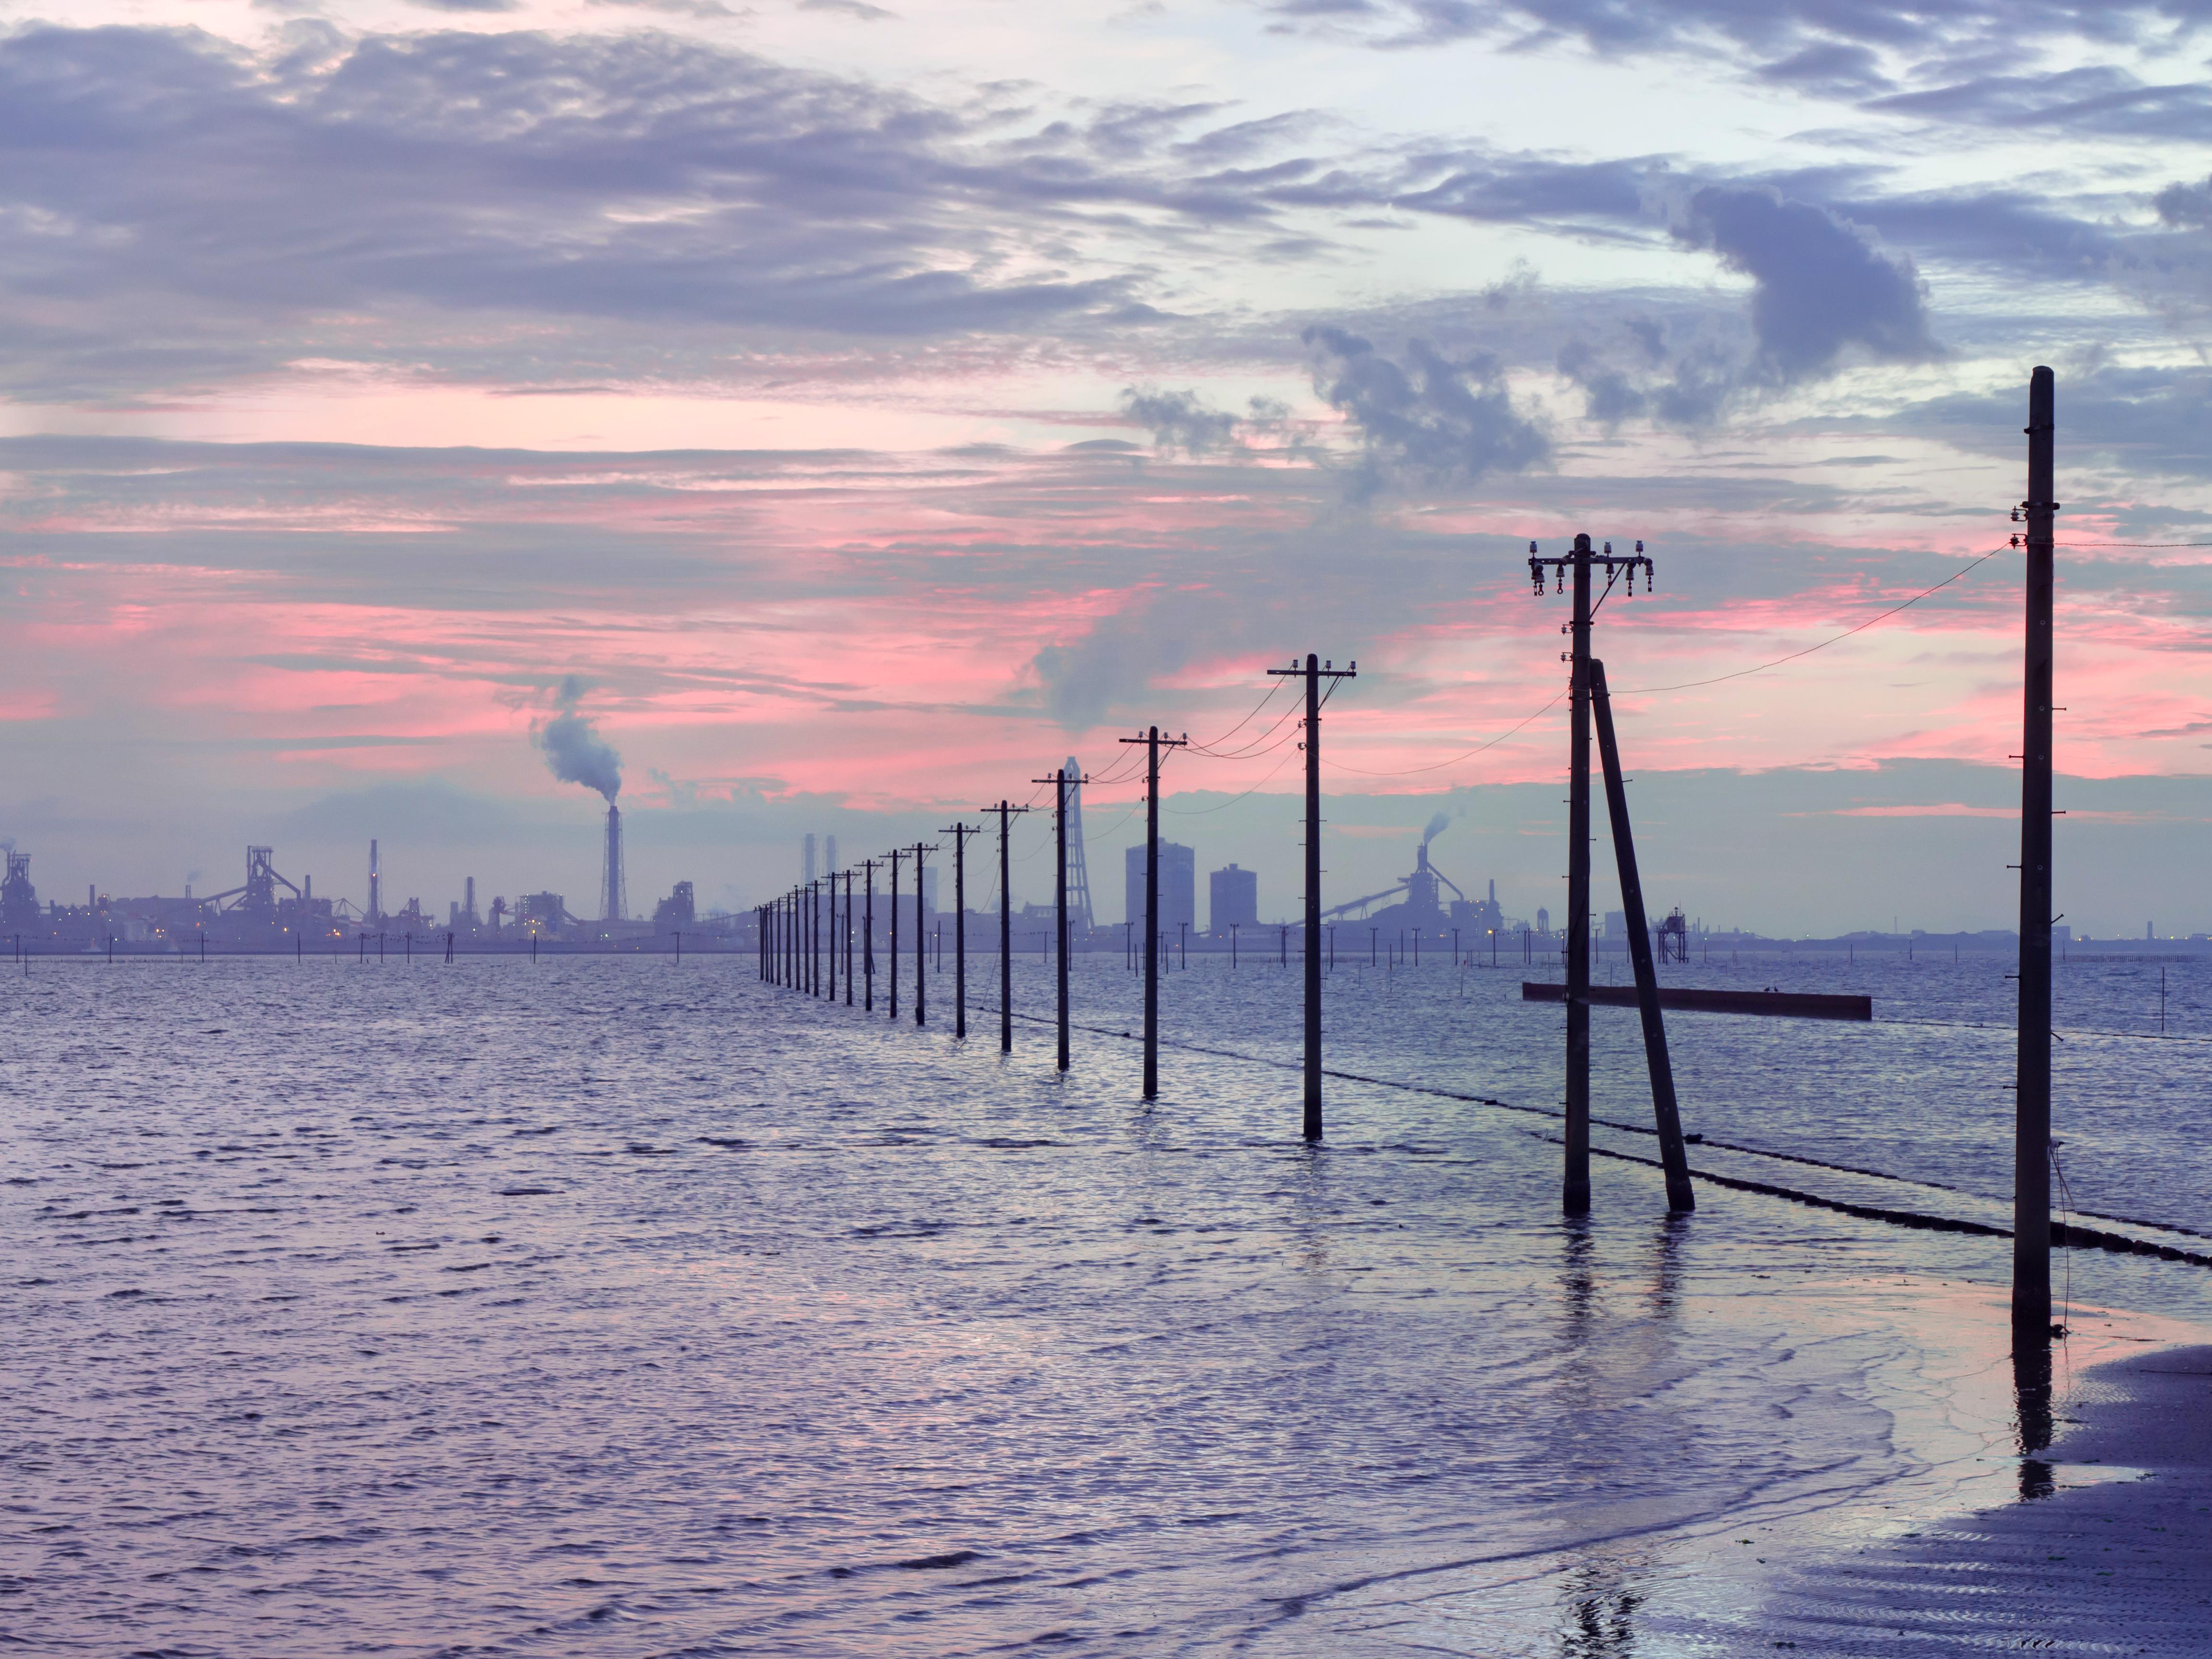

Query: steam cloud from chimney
[536,675,623,802]
[1421,812,1450,847]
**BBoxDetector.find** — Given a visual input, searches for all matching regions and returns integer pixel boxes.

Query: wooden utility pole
[990,801,1030,1052]
[1270,653,1355,1139]
[1119,726,1187,1098]
[843,871,854,1005]
[1031,767,1084,1071]
[862,859,878,1011]
[912,842,937,1027]
[2016,367,2058,1342]
[885,849,905,1020]
[941,823,981,1038]
[1529,534,1653,1215]
[1589,659,1695,1211]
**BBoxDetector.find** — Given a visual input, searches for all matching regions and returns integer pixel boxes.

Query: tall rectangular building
[1125,842,1195,936]
[1208,864,1258,934]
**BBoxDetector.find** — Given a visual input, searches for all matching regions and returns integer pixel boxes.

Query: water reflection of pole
[2012,1340,2056,1501]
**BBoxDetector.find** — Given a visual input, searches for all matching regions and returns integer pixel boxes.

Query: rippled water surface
[3,950,2208,1655]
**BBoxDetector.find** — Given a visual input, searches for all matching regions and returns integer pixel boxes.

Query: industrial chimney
[601,803,626,923]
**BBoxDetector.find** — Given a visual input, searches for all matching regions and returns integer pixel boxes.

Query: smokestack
[368,839,381,924]
[804,832,817,884]
[602,803,626,923]
[465,876,476,924]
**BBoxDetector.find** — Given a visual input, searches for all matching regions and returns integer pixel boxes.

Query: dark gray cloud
[2156,176,2212,229]
[1867,65,2212,140]
[1254,0,2204,68]
[1894,366,2212,484]
[0,25,1365,398]
[1673,186,1937,381]
[1120,387,1243,455]
[1302,326,1549,500]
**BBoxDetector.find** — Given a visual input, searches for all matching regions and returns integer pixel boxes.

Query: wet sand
[1678,1343,2212,1654]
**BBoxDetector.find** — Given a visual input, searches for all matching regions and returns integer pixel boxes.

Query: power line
[1615,542,2008,696]
[1323,539,2007,781]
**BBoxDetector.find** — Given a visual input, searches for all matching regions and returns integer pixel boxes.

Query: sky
[3,0,2211,935]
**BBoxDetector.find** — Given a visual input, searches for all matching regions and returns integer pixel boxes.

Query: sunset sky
[4,0,2211,933]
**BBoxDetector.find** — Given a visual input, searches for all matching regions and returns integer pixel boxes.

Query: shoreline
[1654,1336,2212,1654]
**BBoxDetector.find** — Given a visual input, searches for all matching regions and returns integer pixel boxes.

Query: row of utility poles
[754,658,1354,1138]
[753,368,2060,1363]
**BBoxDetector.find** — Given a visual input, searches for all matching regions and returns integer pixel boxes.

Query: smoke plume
[1421,811,1450,846]
[535,675,623,802]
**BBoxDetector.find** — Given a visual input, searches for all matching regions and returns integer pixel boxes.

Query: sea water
[2,949,2207,1654]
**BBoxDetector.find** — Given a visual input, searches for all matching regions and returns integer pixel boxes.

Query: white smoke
[535,674,623,802]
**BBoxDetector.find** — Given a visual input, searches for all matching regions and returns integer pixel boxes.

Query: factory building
[1126,842,1195,935]
[1208,864,1258,935]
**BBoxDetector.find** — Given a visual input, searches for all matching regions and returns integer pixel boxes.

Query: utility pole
[1530,533,1651,1215]
[941,823,982,1039]
[1282,658,1356,1128]
[2016,366,2058,1344]
[862,859,878,1011]
[990,801,1030,1053]
[825,877,835,1002]
[1118,726,1187,1099]
[912,842,937,1027]
[1589,658,1695,1211]
[844,871,854,1005]
[1032,766,1085,1070]
[886,848,905,1021]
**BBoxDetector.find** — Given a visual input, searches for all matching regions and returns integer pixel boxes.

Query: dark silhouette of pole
[824,878,835,1001]
[1032,769,1081,1070]
[1589,658,1695,1212]
[2016,366,2057,1343]
[1230,923,1238,968]
[886,849,904,1020]
[844,872,854,1005]
[990,802,1029,1052]
[942,823,980,1039]
[1531,532,1653,1214]
[1565,543,1593,1215]
[862,859,878,1011]
[912,842,937,1027]
[1271,653,1353,1138]
[1120,725,1187,1098]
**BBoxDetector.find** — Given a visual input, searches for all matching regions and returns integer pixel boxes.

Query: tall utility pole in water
[989,802,1030,1053]
[1270,653,1356,1140]
[912,842,937,1028]
[1528,533,1657,1215]
[2015,368,2058,1343]
[1032,766,1086,1071]
[941,822,981,1039]
[862,860,877,1011]
[885,849,905,1021]
[1119,726,1187,1099]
